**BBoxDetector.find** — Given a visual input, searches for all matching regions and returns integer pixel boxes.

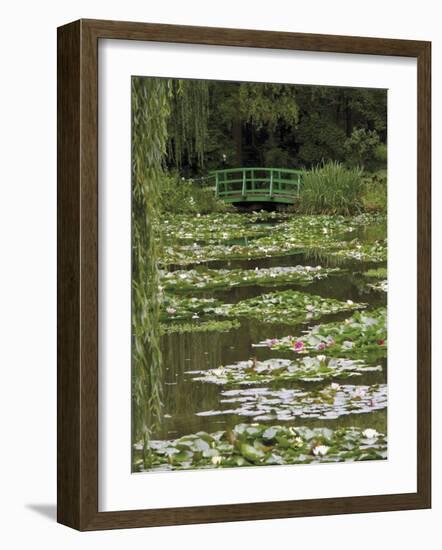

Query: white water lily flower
[317,355,326,362]
[330,382,341,391]
[353,387,367,399]
[211,367,225,376]
[313,445,329,456]
[363,429,379,439]
[306,304,314,312]
[346,299,354,305]
[211,455,223,465]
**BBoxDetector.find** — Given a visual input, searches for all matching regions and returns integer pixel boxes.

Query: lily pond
[133,211,388,472]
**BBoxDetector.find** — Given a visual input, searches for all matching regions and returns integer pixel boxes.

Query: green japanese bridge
[211,167,304,206]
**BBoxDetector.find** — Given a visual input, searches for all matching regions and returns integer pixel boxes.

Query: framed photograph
[57,19,431,530]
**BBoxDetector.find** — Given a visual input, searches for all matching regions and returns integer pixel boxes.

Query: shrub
[361,171,387,213]
[157,172,231,214]
[299,161,364,215]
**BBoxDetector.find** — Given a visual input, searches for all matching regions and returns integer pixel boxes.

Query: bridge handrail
[211,167,304,202]
[210,167,304,175]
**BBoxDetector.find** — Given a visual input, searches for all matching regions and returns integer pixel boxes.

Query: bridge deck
[211,167,304,204]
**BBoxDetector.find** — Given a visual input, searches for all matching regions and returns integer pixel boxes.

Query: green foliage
[158,172,229,214]
[361,171,387,213]
[167,80,209,166]
[344,128,381,169]
[239,83,299,130]
[263,144,292,167]
[296,112,348,166]
[299,161,364,215]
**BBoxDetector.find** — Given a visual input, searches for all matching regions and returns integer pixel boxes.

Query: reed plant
[299,161,364,215]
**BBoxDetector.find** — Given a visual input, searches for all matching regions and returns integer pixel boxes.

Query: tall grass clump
[299,161,364,215]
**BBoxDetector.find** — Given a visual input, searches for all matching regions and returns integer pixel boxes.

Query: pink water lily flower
[166,307,177,315]
[317,342,326,350]
[326,336,335,347]
[293,341,304,352]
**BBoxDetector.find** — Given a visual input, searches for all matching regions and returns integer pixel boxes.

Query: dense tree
[165,81,387,175]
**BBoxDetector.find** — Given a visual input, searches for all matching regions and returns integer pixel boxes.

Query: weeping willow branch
[167,79,209,166]
[131,77,209,466]
[132,77,170,463]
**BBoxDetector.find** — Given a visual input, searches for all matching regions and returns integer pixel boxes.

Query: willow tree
[239,83,299,130]
[131,77,208,465]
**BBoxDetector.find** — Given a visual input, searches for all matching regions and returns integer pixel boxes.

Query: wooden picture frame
[57,18,431,530]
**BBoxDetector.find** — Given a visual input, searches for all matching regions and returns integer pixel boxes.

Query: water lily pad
[254,308,387,361]
[224,290,366,324]
[136,424,387,471]
[161,319,240,334]
[195,383,387,422]
[161,265,339,292]
[189,356,382,386]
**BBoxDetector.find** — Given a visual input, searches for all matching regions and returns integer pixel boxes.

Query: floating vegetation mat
[161,319,240,335]
[161,289,365,324]
[227,289,365,324]
[188,356,382,385]
[161,295,223,322]
[161,239,342,266]
[160,214,386,265]
[135,424,387,471]
[255,308,387,361]
[327,240,387,262]
[196,383,387,422]
[161,265,339,291]
[160,212,385,243]
[160,211,286,242]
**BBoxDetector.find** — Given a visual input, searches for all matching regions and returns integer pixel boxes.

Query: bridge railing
[210,167,304,203]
